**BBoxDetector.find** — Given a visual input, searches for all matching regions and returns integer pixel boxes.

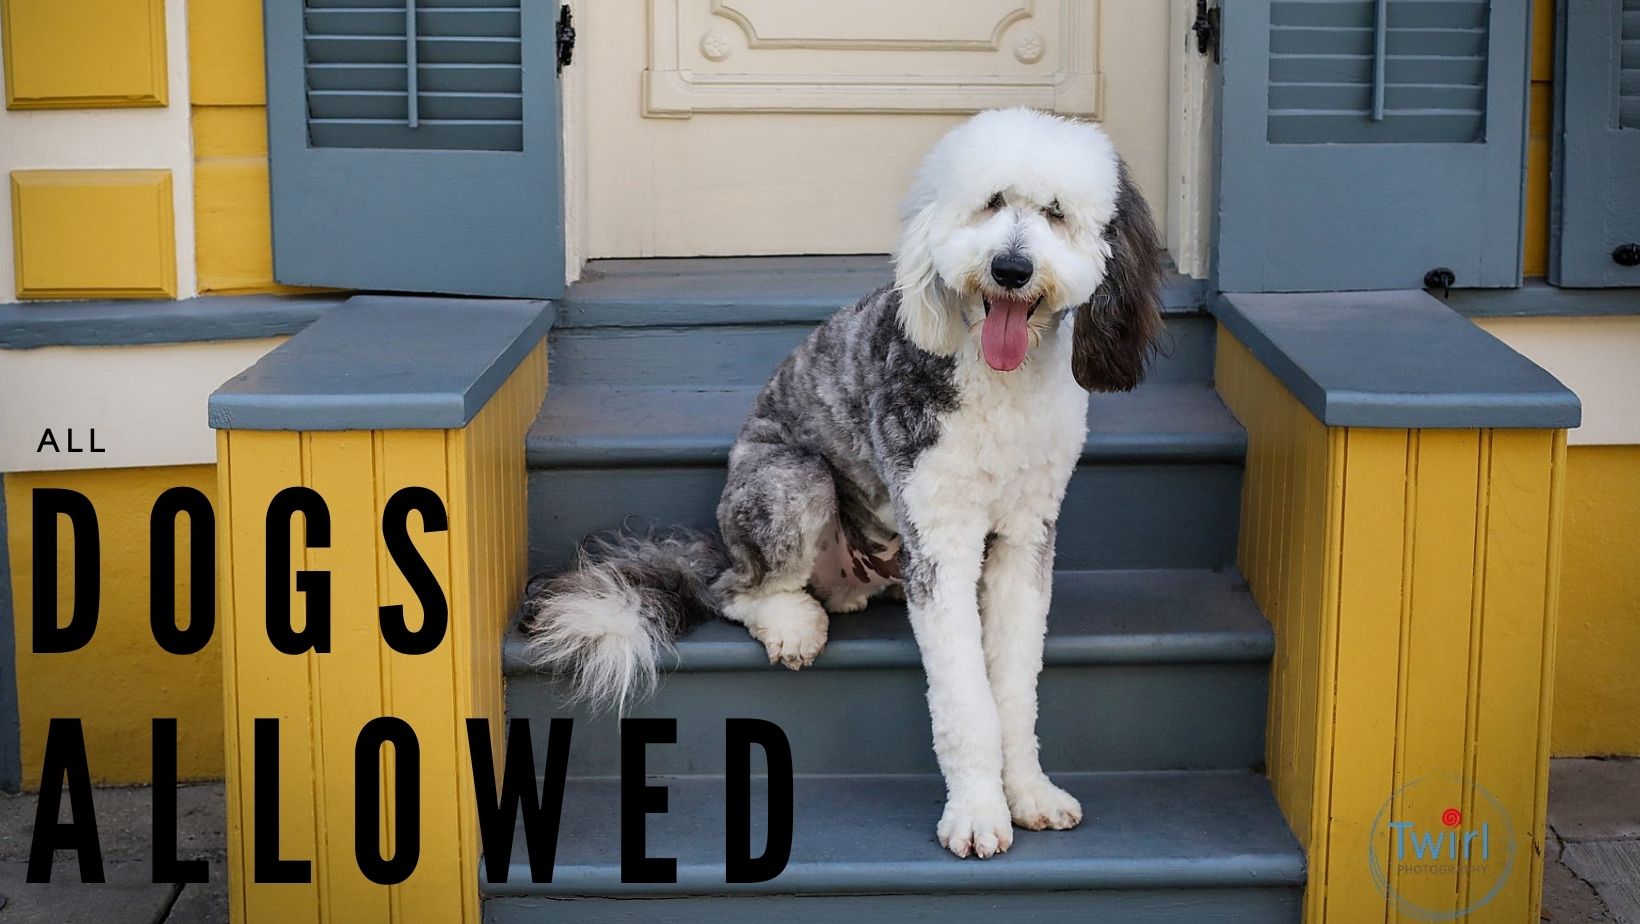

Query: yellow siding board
[305,432,391,923]
[193,158,325,296]
[193,106,270,158]
[11,170,177,299]
[2,0,167,108]
[217,431,249,921]
[186,0,266,106]
[1325,428,1408,921]
[376,428,469,923]
[222,429,322,924]
[1467,429,1556,920]
[1391,430,1480,921]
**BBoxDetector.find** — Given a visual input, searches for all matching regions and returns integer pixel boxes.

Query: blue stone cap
[209,295,553,431]
[1214,291,1581,429]
[0,294,347,349]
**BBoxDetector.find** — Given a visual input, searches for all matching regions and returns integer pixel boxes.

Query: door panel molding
[643,0,1099,117]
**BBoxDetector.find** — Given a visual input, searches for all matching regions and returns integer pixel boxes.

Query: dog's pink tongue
[981,296,1033,371]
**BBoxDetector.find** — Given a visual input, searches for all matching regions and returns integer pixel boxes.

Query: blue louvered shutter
[264,0,564,297]
[1550,0,1640,287]
[1217,0,1531,292]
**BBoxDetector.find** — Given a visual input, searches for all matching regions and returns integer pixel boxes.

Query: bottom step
[482,770,1305,923]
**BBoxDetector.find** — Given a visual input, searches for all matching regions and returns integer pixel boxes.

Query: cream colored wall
[0,337,284,472]
[0,0,196,302]
[1475,315,1640,446]
[569,2,1173,260]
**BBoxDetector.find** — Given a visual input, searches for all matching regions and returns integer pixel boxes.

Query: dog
[524,107,1165,859]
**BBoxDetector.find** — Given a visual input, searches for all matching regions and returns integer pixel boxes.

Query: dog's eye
[985,192,1005,211]
[1043,199,1065,221]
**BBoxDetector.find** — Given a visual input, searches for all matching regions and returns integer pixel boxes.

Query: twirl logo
[1367,776,1517,921]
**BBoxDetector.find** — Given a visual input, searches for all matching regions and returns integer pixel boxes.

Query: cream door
[571,1,1170,258]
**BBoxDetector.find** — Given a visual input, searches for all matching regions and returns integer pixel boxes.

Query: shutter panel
[1217,0,1530,292]
[264,0,564,297]
[1550,0,1640,286]
[304,0,524,152]
[1267,0,1489,144]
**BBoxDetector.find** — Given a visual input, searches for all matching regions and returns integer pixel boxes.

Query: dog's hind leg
[714,441,834,669]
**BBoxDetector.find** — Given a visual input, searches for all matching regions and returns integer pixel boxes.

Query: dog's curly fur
[524,108,1165,859]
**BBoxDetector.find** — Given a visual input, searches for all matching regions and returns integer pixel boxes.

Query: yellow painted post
[216,342,546,924]
[1217,329,1568,923]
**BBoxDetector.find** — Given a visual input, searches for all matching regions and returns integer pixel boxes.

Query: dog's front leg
[900,517,1013,859]
[981,524,1083,831]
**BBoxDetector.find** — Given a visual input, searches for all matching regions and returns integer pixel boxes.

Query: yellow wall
[1552,445,1640,756]
[6,465,222,787]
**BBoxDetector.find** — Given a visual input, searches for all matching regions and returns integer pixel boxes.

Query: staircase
[484,257,1307,922]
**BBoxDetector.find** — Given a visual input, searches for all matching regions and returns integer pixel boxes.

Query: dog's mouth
[980,294,1043,372]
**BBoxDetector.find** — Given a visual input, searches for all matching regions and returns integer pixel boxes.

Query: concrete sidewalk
[0,783,225,923]
[1543,758,1640,923]
[2,758,1637,922]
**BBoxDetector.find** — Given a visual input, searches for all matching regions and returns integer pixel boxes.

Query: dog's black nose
[990,254,1033,290]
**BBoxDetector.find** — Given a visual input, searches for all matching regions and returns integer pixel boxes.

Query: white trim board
[0,338,284,472]
[1475,315,1640,446]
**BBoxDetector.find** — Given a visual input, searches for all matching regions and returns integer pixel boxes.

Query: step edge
[502,631,1274,676]
[525,431,1248,470]
[479,854,1309,898]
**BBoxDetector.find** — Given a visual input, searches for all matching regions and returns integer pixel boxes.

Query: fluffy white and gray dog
[524,107,1164,859]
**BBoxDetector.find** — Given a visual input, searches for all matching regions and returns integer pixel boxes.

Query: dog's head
[893,108,1164,391]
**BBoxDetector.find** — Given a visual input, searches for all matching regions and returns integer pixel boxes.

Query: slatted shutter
[1217,0,1531,292]
[1550,0,1640,287]
[264,0,564,297]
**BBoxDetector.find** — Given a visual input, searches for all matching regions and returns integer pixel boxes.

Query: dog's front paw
[937,790,1014,859]
[1005,775,1083,831]
[752,619,827,669]
[747,607,828,671]
[725,592,829,670]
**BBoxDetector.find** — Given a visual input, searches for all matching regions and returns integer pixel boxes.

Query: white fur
[899,320,1089,855]
[894,108,1119,357]
[522,565,670,714]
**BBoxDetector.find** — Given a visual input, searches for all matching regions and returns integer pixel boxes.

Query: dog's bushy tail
[521,528,727,712]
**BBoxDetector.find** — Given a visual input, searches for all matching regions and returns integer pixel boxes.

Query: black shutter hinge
[556,5,575,73]
[1192,0,1220,63]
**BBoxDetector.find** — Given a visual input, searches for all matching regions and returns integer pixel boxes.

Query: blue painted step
[480,770,1305,923]
[527,382,1245,574]
[501,257,1300,921]
[548,256,1216,389]
[504,568,1270,775]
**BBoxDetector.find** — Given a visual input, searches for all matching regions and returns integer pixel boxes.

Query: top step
[560,256,1210,322]
[550,256,1216,387]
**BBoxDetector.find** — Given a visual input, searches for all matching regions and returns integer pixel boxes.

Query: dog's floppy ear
[1072,160,1164,392]
[893,201,965,356]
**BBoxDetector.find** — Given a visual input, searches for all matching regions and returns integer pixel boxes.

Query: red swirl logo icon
[1441,808,1463,828]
